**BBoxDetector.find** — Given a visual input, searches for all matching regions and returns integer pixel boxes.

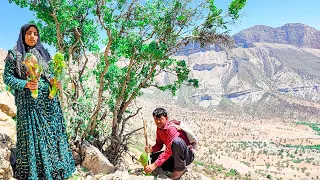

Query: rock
[81,141,116,175]
[0,169,4,179]
[85,175,94,180]
[180,170,212,180]
[0,65,5,91]
[0,133,13,179]
[0,113,16,144]
[101,170,155,180]
[0,87,16,180]
[0,49,7,67]
[70,141,82,166]
[72,151,81,166]
[0,92,16,118]
[0,110,11,121]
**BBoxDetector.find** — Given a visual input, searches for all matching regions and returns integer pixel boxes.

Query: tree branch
[82,33,113,140]
[122,127,144,143]
[119,107,142,137]
[119,61,157,115]
[78,38,89,79]
[113,54,135,135]
[95,0,108,32]
[48,0,64,52]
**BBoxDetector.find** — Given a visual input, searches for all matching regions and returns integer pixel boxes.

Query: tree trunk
[105,134,121,165]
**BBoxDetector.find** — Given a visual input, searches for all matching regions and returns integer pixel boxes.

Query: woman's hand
[25,81,38,91]
[50,78,62,89]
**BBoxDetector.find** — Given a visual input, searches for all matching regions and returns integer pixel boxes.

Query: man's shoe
[170,169,186,180]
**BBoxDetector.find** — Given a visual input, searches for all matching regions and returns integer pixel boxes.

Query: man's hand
[144,163,157,174]
[50,78,62,89]
[25,81,38,91]
[145,144,152,153]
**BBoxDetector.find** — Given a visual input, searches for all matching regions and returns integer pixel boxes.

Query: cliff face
[233,23,320,49]
[150,43,320,120]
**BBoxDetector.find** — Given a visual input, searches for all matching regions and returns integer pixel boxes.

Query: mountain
[149,42,320,120]
[233,23,320,49]
[147,23,320,121]
[177,23,320,55]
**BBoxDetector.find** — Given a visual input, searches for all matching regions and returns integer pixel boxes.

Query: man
[144,108,194,180]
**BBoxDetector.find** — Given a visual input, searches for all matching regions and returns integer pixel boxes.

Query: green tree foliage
[9,0,246,164]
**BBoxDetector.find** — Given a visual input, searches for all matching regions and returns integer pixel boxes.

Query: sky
[0,0,319,53]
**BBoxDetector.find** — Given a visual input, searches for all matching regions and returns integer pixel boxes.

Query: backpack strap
[168,120,181,130]
[169,120,180,125]
[168,120,198,150]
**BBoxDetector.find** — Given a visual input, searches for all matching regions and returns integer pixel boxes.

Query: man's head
[152,108,168,129]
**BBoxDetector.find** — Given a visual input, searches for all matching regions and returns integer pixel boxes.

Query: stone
[81,141,116,175]
[0,133,13,179]
[0,113,16,144]
[0,92,16,118]
[0,111,11,121]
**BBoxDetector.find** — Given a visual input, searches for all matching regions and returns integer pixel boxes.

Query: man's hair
[152,108,167,118]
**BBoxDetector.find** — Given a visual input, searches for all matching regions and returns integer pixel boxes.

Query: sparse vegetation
[297,122,320,135]
[267,174,272,179]
[193,160,205,166]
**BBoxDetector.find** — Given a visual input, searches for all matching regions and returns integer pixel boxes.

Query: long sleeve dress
[4,48,75,180]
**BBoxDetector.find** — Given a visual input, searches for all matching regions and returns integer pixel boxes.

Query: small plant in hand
[22,53,42,98]
[49,52,66,99]
[139,152,151,175]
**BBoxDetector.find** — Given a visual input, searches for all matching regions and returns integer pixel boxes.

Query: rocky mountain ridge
[178,23,320,55]
[234,23,320,49]
[149,42,320,121]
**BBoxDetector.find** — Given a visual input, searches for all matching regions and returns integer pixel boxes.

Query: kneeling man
[144,108,194,180]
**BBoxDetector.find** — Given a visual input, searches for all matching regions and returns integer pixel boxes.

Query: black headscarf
[17,23,51,62]
[5,23,52,80]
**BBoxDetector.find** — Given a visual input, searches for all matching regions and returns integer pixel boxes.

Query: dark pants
[150,137,194,172]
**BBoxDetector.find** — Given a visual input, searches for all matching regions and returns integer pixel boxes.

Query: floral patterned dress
[4,47,75,180]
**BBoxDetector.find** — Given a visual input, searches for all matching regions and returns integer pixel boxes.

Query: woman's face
[24,26,38,47]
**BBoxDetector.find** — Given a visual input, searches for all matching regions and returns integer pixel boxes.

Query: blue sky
[0,0,319,53]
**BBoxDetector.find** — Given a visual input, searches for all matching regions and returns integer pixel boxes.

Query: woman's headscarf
[5,23,52,80]
[17,23,51,62]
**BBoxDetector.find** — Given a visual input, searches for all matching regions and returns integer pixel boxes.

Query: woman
[4,23,75,179]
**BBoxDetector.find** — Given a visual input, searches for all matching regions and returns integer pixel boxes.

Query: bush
[267,174,272,179]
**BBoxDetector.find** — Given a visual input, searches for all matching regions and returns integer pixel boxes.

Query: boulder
[81,142,116,175]
[0,111,16,144]
[0,92,16,118]
[0,65,5,92]
[0,133,14,179]
[0,110,11,121]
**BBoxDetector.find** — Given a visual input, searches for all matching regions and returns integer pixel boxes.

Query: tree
[90,0,246,164]
[9,0,247,164]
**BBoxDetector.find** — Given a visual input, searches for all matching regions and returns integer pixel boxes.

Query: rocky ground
[125,97,320,180]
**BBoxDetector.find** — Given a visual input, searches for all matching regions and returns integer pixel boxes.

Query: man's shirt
[152,120,190,166]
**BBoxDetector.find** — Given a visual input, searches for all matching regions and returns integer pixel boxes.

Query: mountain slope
[149,42,320,121]
[234,23,320,49]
